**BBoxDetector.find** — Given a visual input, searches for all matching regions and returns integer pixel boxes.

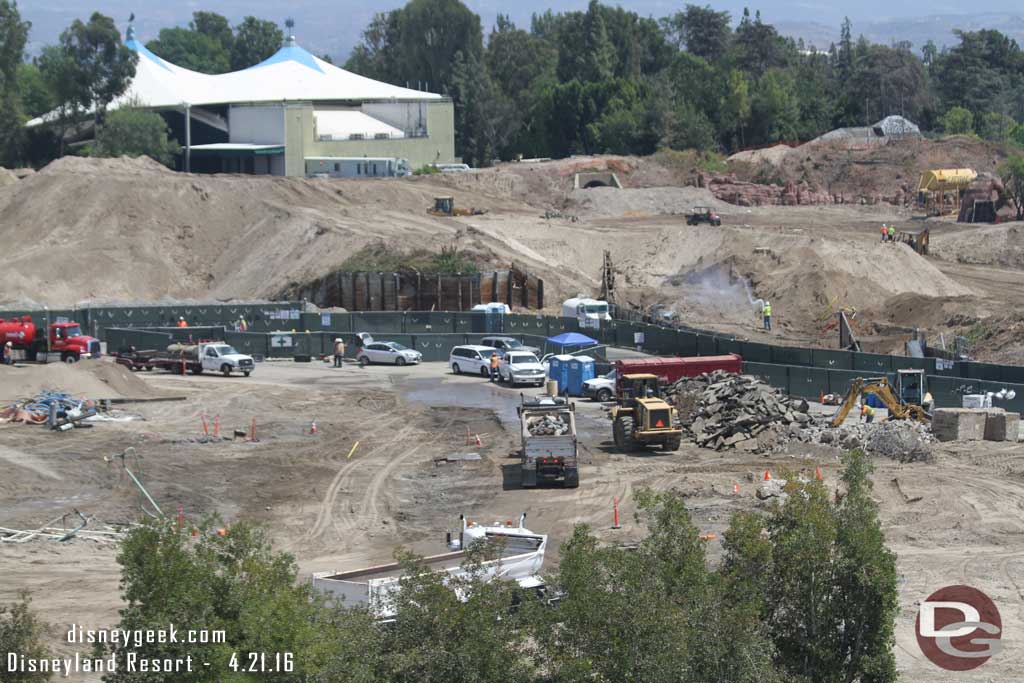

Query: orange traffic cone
[474,434,483,447]
[733,482,740,494]
[764,469,771,481]
[815,465,823,481]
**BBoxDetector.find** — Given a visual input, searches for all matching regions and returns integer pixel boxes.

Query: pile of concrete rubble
[814,420,933,461]
[525,414,571,436]
[668,371,814,450]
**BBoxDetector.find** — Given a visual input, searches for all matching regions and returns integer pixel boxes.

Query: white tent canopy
[28,31,440,126]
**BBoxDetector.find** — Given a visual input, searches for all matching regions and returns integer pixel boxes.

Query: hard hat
[335,338,342,342]
[179,316,185,321]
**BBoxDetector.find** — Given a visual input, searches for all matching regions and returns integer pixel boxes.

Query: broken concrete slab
[932,408,988,442]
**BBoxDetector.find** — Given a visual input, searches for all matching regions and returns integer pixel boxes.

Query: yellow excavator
[611,374,683,451]
[830,376,930,428]
[428,196,487,217]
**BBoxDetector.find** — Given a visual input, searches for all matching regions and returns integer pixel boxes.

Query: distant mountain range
[777,13,1024,52]
[21,4,1024,64]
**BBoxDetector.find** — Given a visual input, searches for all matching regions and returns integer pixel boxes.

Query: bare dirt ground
[2,153,1020,361]
[1,359,1022,682]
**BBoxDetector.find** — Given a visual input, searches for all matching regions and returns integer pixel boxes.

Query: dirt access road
[1,358,1022,681]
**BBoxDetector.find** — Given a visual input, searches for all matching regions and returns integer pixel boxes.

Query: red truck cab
[0,316,101,362]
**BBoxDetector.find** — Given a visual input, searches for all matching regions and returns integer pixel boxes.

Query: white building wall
[229,105,285,144]
[360,102,428,137]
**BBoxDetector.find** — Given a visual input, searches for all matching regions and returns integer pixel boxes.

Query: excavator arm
[830,378,930,428]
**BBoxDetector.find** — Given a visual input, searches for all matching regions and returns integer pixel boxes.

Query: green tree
[725,451,899,683]
[1010,122,1024,147]
[18,62,53,119]
[722,69,751,147]
[89,104,179,165]
[449,49,516,166]
[0,593,52,683]
[980,111,1016,141]
[344,12,399,83]
[999,155,1024,220]
[36,44,80,155]
[0,0,30,164]
[191,11,233,55]
[662,4,731,62]
[752,68,800,143]
[55,12,137,127]
[381,547,535,682]
[230,17,283,70]
[146,28,230,74]
[939,105,975,134]
[105,518,380,683]
[580,0,615,82]
[732,8,793,78]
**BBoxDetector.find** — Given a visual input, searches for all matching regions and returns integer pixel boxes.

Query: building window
[334,163,340,172]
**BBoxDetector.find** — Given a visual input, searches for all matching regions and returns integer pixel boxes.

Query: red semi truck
[0,316,102,363]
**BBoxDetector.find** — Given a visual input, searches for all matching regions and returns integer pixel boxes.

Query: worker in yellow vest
[888,225,896,242]
[861,403,875,423]
[762,301,772,331]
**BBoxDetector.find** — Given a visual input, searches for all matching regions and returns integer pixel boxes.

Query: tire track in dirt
[304,416,409,542]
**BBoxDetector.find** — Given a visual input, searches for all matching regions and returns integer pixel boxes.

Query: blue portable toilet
[565,355,596,396]
[547,354,573,393]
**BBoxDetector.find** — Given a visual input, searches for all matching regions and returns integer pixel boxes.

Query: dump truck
[113,342,254,376]
[312,514,547,620]
[611,374,683,451]
[0,316,101,363]
[518,395,579,488]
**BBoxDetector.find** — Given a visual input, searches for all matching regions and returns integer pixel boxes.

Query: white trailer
[312,514,546,619]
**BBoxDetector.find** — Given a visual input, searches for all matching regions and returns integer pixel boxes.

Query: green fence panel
[812,349,854,370]
[827,369,868,396]
[924,375,962,409]
[740,341,773,363]
[891,356,937,374]
[853,352,893,374]
[962,362,1024,384]
[453,313,478,334]
[104,328,174,353]
[788,366,830,399]
[405,312,457,333]
[547,317,580,335]
[223,332,269,358]
[716,338,742,357]
[696,334,716,356]
[675,332,698,357]
[742,362,790,393]
[503,314,547,335]
[410,334,465,362]
[346,312,401,332]
[770,345,813,366]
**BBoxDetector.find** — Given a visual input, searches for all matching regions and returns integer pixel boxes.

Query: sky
[21,1,1024,62]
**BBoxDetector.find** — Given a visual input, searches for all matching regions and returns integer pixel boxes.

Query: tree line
[1,451,901,683]
[347,0,1024,166]
[3,0,1024,172]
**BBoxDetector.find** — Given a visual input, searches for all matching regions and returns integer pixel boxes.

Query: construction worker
[762,301,772,331]
[333,338,345,368]
[880,224,888,242]
[861,403,875,423]
[237,317,248,332]
[2,340,12,365]
[489,351,500,382]
[176,316,188,328]
[888,225,896,242]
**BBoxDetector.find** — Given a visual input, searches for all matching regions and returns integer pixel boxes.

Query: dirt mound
[567,186,730,217]
[727,144,793,167]
[0,361,171,402]
[728,136,1007,204]
[930,222,1024,269]
[38,154,173,177]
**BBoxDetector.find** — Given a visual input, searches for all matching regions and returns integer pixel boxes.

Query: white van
[449,345,501,377]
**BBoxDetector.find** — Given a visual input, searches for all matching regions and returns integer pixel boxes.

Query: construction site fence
[5,304,1023,390]
[742,362,1024,413]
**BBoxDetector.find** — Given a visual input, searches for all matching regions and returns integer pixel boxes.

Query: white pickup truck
[312,514,546,619]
